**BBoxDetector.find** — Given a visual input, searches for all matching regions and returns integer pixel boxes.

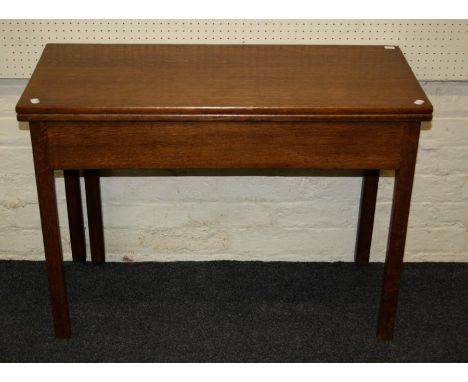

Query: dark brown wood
[16,44,433,339]
[355,170,380,265]
[46,121,405,170]
[64,170,87,262]
[84,170,105,265]
[377,123,421,340]
[17,113,432,123]
[16,44,432,121]
[30,122,71,338]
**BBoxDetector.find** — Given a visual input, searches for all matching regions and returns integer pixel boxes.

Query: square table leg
[377,125,420,340]
[30,124,71,339]
[64,170,87,262]
[355,169,380,265]
[63,169,106,264]
[84,170,106,264]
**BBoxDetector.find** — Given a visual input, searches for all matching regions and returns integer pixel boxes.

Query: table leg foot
[355,169,379,265]
[31,124,71,339]
[377,125,420,340]
[84,170,106,265]
[64,170,87,262]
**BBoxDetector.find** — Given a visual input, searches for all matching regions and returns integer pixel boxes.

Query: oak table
[16,44,433,340]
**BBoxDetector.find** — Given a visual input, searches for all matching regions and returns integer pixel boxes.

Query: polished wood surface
[17,43,432,340]
[355,170,380,265]
[16,44,432,121]
[64,170,105,264]
[377,124,420,340]
[30,122,70,338]
[64,170,87,263]
[46,121,406,170]
[84,170,105,265]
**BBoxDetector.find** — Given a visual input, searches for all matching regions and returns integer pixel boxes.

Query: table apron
[37,121,418,170]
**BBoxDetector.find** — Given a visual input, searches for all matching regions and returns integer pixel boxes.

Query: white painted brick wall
[0,79,467,262]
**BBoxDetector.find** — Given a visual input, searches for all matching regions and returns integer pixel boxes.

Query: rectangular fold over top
[16,43,433,122]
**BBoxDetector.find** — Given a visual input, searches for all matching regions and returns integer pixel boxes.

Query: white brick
[405,252,468,262]
[412,175,468,203]
[0,118,30,146]
[407,227,467,253]
[416,146,467,175]
[0,146,35,175]
[274,201,358,228]
[101,200,359,230]
[0,227,71,258]
[229,227,356,257]
[0,174,38,207]
[409,202,468,228]
[103,226,231,255]
[370,226,467,261]
[0,228,43,254]
[101,175,362,203]
[371,201,468,230]
[420,118,468,148]
[0,201,69,229]
[0,173,67,208]
[102,201,275,229]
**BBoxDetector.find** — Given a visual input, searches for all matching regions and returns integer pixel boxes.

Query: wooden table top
[16,43,433,121]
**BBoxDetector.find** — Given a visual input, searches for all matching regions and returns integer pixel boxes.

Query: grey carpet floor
[0,261,467,362]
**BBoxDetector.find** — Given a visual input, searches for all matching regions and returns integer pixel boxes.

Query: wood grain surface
[64,170,87,263]
[355,169,380,265]
[45,121,407,170]
[84,170,105,265]
[16,44,433,121]
[30,122,70,338]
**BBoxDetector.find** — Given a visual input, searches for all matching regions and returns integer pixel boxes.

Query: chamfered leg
[377,124,420,340]
[30,123,71,339]
[355,169,380,265]
[64,170,87,262]
[84,170,105,264]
